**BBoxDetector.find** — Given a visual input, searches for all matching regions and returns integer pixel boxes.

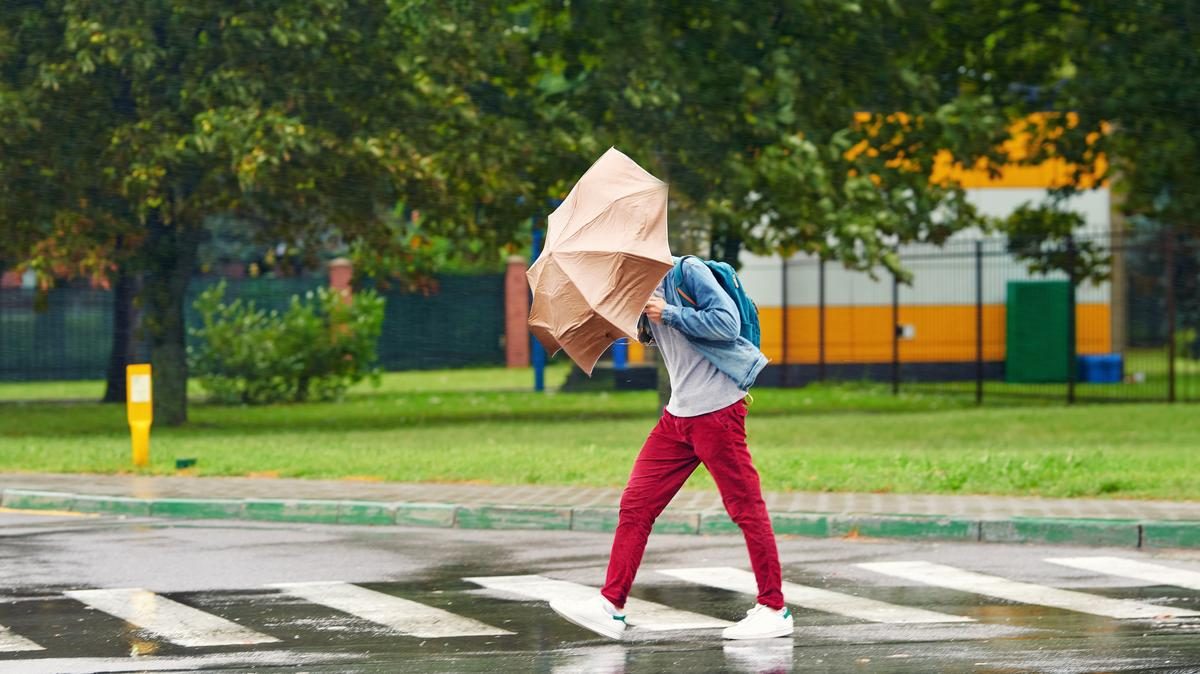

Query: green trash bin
[1006,280,1072,383]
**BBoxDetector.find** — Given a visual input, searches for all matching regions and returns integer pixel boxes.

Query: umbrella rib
[548,267,668,342]
[544,154,619,250]
[549,185,668,249]
[536,247,673,338]
[563,147,666,198]
[543,250,674,267]
[587,304,634,341]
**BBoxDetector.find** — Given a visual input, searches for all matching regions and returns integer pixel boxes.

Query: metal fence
[0,286,117,381]
[371,274,506,371]
[0,273,505,381]
[759,229,1199,403]
[3,230,1197,406]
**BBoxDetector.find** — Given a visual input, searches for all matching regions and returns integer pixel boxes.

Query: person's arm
[659,258,740,342]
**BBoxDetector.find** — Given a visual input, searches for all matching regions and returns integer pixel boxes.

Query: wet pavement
[1,510,1199,673]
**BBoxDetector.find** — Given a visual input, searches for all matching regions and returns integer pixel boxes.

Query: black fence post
[1166,227,1177,403]
[892,271,899,396]
[818,258,826,382]
[1067,236,1077,405]
[975,240,984,406]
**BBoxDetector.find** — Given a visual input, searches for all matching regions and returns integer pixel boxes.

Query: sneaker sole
[549,600,625,640]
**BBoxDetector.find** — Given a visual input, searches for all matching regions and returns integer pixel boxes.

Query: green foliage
[1003,204,1110,286]
[189,281,384,404]
[522,1,1015,275]
[1176,328,1198,360]
[0,1,553,422]
[6,1,1198,419]
[347,206,506,286]
[1055,2,1200,233]
[966,2,1200,241]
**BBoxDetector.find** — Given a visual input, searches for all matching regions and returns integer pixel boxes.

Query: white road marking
[0,625,42,653]
[857,561,1200,620]
[63,588,279,647]
[1045,556,1200,591]
[657,566,972,624]
[0,651,363,673]
[268,581,512,638]
[464,574,731,631]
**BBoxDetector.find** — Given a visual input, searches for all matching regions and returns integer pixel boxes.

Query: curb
[2,487,1197,549]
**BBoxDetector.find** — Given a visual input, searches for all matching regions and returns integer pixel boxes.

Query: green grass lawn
[0,379,112,402]
[0,365,1196,500]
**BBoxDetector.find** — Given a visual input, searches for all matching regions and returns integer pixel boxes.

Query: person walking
[550,256,791,640]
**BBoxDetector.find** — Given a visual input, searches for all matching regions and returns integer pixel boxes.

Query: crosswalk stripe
[63,589,280,647]
[657,566,973,624]
[857,561,1200,620]
[1045,556,1200,591]
[464,574,731,631]
[0,625,43,653]
[0,651,362,673]
[268,581,513,638]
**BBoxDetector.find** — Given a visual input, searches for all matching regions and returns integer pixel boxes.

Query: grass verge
[0,365,1195,499]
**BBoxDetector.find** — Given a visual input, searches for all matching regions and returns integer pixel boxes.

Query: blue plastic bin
[1077,354,1123,383]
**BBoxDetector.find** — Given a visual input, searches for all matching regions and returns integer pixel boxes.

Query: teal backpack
[672,256,762,348]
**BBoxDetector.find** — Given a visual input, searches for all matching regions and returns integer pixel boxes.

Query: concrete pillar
[329,258,353,304]
[505,255,530,367]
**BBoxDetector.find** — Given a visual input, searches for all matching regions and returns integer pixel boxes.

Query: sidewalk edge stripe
[2,487,1197,549]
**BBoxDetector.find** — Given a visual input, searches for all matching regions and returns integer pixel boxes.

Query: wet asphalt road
[1,509,1199,673]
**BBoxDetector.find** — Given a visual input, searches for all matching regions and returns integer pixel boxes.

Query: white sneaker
[549,595,627,640]
[721,604,793,640]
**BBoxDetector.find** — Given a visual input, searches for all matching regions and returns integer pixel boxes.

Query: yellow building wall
[757,304,1111,365]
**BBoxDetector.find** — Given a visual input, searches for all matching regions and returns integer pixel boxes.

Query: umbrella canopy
[527,148,672,375]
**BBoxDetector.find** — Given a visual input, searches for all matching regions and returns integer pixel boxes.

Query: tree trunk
[142,214,201,426]
[102,267,137,403]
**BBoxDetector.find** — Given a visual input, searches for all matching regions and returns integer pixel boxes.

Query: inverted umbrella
[527,147,672,375]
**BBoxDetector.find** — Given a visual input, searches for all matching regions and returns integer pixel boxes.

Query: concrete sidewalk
[2,472,1198,549]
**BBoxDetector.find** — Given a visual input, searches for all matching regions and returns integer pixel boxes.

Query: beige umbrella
[527,147,672,375]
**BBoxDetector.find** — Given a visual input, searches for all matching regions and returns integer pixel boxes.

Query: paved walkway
[3,472,1198,521]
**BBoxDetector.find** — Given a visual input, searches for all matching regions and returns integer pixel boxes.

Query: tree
[1023,2,1199,237]
[11,1,1177,414]
[514,1,1021,277]
[0,3,143,400]
[940,1,1199,276]
[0,1,550,423]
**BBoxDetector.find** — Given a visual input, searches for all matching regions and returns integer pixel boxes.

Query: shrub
[189,281,385,404]
[1176,328,1198,360]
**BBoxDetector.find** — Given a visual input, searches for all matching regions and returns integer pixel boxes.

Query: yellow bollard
[126,364,153,467]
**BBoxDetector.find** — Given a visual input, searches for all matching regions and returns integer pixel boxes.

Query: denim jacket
[656,256,768,391]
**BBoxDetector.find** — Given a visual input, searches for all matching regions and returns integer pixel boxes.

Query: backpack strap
[673,256,699,306]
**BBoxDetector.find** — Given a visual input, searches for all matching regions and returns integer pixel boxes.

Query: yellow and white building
[628,117,1116,381]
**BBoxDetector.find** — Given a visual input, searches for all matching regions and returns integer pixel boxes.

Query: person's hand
[644,296,667,324]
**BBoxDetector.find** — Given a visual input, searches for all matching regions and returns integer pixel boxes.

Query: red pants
[601,400,784,610]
